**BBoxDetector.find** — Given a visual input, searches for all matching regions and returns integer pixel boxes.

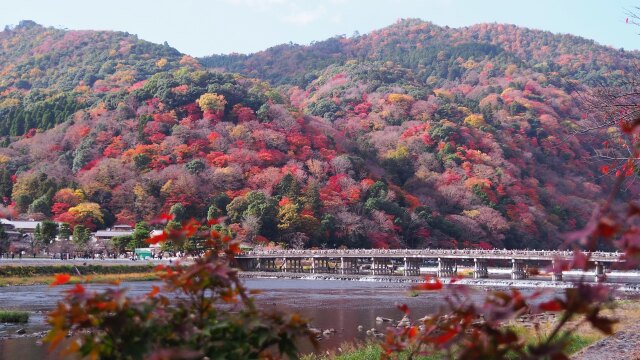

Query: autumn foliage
[46,218,315,359]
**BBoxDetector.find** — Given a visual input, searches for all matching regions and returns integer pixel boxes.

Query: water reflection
[0,278,569,359]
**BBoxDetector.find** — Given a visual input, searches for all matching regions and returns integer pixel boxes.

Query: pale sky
[0,0,638,57]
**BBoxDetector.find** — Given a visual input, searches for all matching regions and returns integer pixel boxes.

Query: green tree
[0,168,12,200]
[40,220,59,250]
[185,159,206,174]
[129,222,151,250]
[58,223,71,241]
[207,204,223,221]
[226,191,278,237]
[273,173,300,200]
[0,226,9,257]
[28,194,51,215]
[169,203,186,223]
[302,181,321,216]
[32,224,43,255]
[209,193,230,217]
[71,138,94,173]
[110,235,132,255]
[72,225,91,252]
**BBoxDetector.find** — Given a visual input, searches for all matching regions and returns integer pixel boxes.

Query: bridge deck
[237,249,623,262]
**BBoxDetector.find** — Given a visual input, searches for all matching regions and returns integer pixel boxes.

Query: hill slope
[0,20,184,137]
[201,19,638,87]
[0,20,634,252]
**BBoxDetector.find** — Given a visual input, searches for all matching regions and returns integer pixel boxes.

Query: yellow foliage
[110,69,135,85]
[462,59,477,69]
[0,98,20,109]
[161,180,174,194]
[387,93,414,105]
[463,209,481,218]
[458,107,472,116]
[156,58,168,68]
[197,93,227,112]
[28,68,42,78]
[277,203,300,231]
[68,202,104,224]
[464,177,491,189]
[73,189,87,202]
[433,88,454,101]
[0,154,9,164]
[464,114,486,128]
[426,76,439,86]
[505,64,518,76]
[229,124,250,140]
[133,184,146,200]
[386,144,410,160]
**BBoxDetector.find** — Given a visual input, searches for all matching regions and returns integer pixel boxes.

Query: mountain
[200,19,638,87]
[0,20,183,137]
[0,20,634,252]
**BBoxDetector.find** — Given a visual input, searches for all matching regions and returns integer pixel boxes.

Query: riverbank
[0,272,159,286]
[0,278,638,359]
[303,299,640,360]
[302,332,598,359]
[0,264,158,286]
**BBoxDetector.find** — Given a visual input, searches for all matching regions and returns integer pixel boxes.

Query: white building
[0,219,43,234]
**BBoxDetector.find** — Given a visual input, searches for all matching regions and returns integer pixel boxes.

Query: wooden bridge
[235,249,624,282]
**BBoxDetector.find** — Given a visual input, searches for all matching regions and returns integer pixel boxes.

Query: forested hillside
[201,19,637,87]
[0,20,183,137]
[0,19,636,251]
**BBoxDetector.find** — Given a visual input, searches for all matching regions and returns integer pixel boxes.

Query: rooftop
[0,219,43,230]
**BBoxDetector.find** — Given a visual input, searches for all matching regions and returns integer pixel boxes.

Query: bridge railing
[237,248,623,261]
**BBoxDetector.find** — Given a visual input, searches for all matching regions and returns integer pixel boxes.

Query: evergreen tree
[73,225,91,251]
[169,203,186,223]
[58,223,71,241]
[0,226,9,257]
[129,222,151,250]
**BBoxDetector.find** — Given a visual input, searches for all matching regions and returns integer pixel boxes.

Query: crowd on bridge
[239,248,622,261]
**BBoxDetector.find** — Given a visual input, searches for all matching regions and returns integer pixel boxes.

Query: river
[0,277,608,359]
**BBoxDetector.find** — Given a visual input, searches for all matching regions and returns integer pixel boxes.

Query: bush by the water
[0,265,154,277]
[0,311,29,323]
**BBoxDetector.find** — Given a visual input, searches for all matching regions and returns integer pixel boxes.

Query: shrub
[0,311,29,323]
[46,218,315,359]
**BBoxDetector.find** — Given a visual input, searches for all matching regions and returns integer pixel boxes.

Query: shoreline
[1,266,639,293]
[238,271,640,293]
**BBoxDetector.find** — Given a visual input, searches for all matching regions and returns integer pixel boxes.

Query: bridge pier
[511,259,528,280]
[437,258,457,278]
[326,258,336,273]
[312,258,331,273]
[551,259,563,281]
[403,257,421,276]
[339,257,359,274]
[473,258,488,279]
[283,258,304,273]
[371,258,391,275]
[259,258,276,272]
[595,262,606,283]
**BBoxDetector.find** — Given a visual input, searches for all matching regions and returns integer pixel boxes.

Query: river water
[0,278,605,359]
